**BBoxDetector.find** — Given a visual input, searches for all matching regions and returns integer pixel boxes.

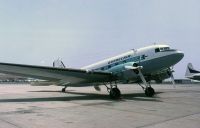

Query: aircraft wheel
[62,88,66,92]
[109,88,121,99]
[145,87,155,97]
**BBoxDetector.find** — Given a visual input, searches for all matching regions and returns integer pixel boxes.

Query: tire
[62,88,65,92]
[145,87,155,97]
[109,88,121,99]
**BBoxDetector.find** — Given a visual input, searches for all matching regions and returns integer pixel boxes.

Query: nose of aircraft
[175,50,184,63]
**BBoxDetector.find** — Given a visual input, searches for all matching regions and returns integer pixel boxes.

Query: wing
[0,62,114,86]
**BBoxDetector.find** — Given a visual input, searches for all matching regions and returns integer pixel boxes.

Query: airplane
[0,44,184,99]
[185,63,200,81]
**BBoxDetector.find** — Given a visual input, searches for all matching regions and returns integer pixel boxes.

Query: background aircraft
[185,63,200,81]
[0,44,184,99]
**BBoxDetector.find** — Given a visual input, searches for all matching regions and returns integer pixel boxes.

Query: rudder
[185,63,200,77]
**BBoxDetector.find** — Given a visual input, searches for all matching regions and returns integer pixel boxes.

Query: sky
[0,0,200,78]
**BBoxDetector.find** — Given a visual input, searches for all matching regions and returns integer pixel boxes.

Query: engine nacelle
[107,62,138,74]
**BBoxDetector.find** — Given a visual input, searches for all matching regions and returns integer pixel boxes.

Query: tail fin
[185,63,200,77]
[53,59,66,68]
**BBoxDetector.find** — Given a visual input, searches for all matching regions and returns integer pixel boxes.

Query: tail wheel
[145,87,155,97]
[62,88,66,92]
[109,88,121,99]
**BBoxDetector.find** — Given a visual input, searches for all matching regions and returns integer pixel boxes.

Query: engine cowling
[107,62,138,73]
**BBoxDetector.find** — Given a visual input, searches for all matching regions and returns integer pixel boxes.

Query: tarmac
[0,84,199,128]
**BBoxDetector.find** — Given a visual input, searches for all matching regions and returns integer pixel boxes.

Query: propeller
[167,67,176,88]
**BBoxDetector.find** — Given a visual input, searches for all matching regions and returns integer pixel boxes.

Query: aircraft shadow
[0,91,163,103]
[29,90,76,93]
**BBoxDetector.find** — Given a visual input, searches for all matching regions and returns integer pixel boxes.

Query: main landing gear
[104,64,156,99]
[110,88,121,99]
[104,80,155,99]
[145,86,155,97]
[136,66,155,97]
[138,83,155,97]
[105,82,121,99]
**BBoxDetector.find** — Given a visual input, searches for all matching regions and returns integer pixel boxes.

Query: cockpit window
[155,48,160,53]
[155,47,170,53]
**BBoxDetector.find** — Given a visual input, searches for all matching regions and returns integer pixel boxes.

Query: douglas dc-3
[0,44,184,99]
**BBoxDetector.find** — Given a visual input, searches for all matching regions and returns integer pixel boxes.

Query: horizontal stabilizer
[53,59,65,68]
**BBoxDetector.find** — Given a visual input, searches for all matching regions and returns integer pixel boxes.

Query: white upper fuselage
[82,44,184,76]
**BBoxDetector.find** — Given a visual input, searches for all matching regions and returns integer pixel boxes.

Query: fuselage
[82,44,184,81]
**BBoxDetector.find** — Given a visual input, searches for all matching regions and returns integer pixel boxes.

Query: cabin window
[164,47,170,51]
[101,67,104,70]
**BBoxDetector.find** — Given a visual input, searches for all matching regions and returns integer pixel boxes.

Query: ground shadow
[0,90,163,103]
[29,90,76,93]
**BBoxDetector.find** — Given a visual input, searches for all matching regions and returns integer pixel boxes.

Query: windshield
[155,47,173,53]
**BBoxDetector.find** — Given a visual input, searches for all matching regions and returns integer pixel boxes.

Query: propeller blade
[168,67,176,88]
[170,72,176,88]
